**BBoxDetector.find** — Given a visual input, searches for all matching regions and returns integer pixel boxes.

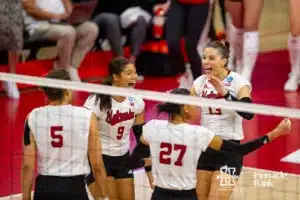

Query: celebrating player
[191,40,254,199]
[128,88,291,200]
[22,69,106,200]
[84,57,148,200]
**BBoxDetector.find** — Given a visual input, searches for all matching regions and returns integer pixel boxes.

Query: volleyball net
[0,72,300,200]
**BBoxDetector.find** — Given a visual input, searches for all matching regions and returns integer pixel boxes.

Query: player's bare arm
[22,119,36,200]
[88,113,107,188]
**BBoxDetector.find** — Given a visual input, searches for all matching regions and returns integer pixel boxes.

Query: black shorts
[34,174,89,200]
[151,187,197,200]
[86,151,133,185]
[197,140,243,176]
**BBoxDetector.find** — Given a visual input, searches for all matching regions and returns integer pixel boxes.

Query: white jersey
[143,120,215,190]
[84,95,145,156]
[27,105,92,176]
[193,71,251,140]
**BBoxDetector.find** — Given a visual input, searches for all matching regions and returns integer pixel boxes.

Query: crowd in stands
[2,0,175,99]
[6,0,290,101]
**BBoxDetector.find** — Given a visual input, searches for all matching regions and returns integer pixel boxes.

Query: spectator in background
[225,0,264,81]
[0,0,23,99]
[92,0,154,79]
[284,0,300,91]
[155,0,211,88]
[23,0,99,81]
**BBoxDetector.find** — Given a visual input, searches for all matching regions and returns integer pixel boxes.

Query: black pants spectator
[166,0,210,78]
[93,12,148,58]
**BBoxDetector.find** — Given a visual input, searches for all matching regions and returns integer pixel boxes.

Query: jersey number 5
[159,142,187,166]
[50,126,63,148]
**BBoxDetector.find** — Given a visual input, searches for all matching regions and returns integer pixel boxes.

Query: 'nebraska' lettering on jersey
[27,105,92,176]
[143,120,215,190]
[84,95,145,156]
[193,71,251,140]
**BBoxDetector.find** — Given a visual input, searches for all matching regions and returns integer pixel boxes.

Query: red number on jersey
[209,107,222,115]
[117,126,125,140]
[159,142,187,166]
[50,126,63,148]
[159,142,172,164]
[174,144,187,166]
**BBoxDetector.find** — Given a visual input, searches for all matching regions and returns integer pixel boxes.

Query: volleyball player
[225,0,263,81]
[190,40,254,199]
[128,88,291,200]
[22,69,107,200]
[284,0,300,91]
[84,57,149,200]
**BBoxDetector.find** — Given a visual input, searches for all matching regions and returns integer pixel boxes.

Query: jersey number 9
[117,126,125,140]
[159,142,187,166]
[50,126,63,148]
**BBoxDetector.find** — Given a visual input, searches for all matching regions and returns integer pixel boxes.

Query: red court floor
[0,50,300,197]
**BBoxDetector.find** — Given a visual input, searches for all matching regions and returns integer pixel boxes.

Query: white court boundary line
[1,167,299,200]
[1,73,300,119]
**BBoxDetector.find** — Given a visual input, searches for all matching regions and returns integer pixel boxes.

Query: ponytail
[157,102,181,116]
[156,88,190,117]
[94,76,113,111]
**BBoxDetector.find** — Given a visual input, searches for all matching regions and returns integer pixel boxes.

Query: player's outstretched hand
[275,118,291,136]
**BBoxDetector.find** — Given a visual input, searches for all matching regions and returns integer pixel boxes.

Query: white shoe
[284,73,299,92]
[3,81,20,99]
[66,67,81,82]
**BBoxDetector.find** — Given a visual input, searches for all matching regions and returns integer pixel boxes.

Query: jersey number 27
[159,142,187,166]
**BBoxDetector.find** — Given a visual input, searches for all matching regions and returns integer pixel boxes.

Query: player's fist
[276,118,291,135]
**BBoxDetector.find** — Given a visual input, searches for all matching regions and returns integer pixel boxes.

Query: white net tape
[1,72,300,119]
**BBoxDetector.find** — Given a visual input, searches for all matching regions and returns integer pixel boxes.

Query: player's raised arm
[208,118,291,155]
[22,119,36,200]
[88,113,107,187]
